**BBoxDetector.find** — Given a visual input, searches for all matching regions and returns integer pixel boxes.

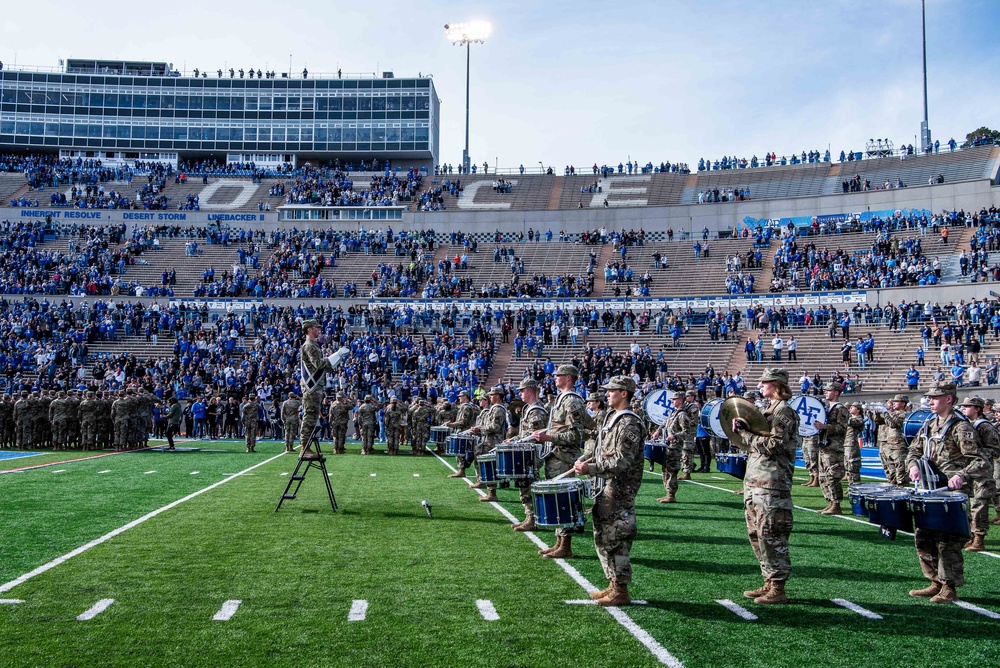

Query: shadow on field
[640,532,748,546]
[632,557,760,577]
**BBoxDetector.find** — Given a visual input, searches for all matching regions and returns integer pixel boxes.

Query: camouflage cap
[517,378,540,391]
[389,397,398,403]
[586,390,605,404]
[365,395,374,402]
[986,398,996,406]
[827,381,844,393]
[758,368,789,385]
[924,382,957,398]
[488,385,505,396]
[457,390,470,398]
[960,396,985,409]
[19,390,27,397]
[891,393,910,403]
[554,364,580,377]
[600,375,636,393]
[301,319,321,331]
[685,389,697,397]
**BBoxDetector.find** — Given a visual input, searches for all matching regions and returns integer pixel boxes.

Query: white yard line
[348,599,368,621]
[190,471,200,476]
[0,451,292,594]
[832,598,882,620]
[715,599,758,621]
[77,598,114,620]
[143,471,156,475]
[433,452,684,668]
[97,470,111,474]
[213,599,242,621]
[566,599,647,605]
[476,599,499,621]
[51,470,66,474]
[0,599,24,604]
[955,600,1000,619]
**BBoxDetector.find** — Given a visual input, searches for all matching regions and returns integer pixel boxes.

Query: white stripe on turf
[715,599,757,621]
[97,470,111,474]
[831,598,882,619]
[476,599,499,621]
[0,599,24,604]
[0,450,292,594]
[565,599,647,605]
[143,471,156,475]
[77,598,114,620]
[348,599,368,621]
[190,471,200,475]
[52,470,66,474]
[432,452,683,668]
[213,599,242,621]
[955,600,1000,619]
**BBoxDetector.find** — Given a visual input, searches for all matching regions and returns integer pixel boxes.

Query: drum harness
[591,409,640,499]
[818,401,842,448]
[538,390,584,461]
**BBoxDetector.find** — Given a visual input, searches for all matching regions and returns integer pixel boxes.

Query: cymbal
[720,397,770,449]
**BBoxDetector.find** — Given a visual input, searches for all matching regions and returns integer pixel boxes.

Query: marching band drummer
[651,393,689,504]
[445,390,480,478]
[573,376,645,607]
[875,394,910,486]
[732,368,799,605]
[469,386,508,503]
[906,383,990,603]
[532,365,588,559]
[510,379,550,532]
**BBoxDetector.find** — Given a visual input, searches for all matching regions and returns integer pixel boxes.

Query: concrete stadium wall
[1,178,996,236]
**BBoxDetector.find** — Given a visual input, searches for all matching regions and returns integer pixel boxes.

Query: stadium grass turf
[1,440,998,667]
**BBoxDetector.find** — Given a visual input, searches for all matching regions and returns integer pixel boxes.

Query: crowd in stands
[698,150,830,172]
[697,186,750,204]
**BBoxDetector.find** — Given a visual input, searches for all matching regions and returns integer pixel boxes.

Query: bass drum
[790,395,827,438]
[642,389,676,426]
[903,408,934,446]
[700,398,726,439]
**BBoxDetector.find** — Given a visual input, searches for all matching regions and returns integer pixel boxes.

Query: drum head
[532,479,582,493]
[700,398,726,439]
[790,395,827,437]
[643,389,676,426]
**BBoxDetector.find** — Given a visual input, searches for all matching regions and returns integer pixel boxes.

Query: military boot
[538,536,562,556]
[596,582,630,607]
[929,581,958,604]
[589,584,613,600]
[909,581,942,598]
[678,472,691,481]
[470,481,486,489]
[808,475,820,487]
[544,534,574,559]
[744,580,770,599]
[964,535,986,552]
[990,513,1000,525]
[449,467,466,478]
[513,513,536,532]
[754,579,788,604]
[818,502,835,515]
[479,488,498,502]
[826,502,843,515]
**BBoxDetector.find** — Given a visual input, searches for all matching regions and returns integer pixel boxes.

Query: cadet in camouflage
[906,383,991,602]
[654,393,689,503]
[356,396,381,455]
[876,394,910,485]
[470,387,508,501]
[446,391,479,475]
[384,398,405,455]
[734,368,799,605]
[679,390,700,478]
[844,402,865,483]
[511,379,549,531]
[575,375,646,607]
[281,393,302,453]
[241,395,261,453]
[958,396,998,552]
[328,393,352,455]
[813,382,849,515]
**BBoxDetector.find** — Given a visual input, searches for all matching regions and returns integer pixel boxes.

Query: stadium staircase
[820,145,997,195]
[119,239,242,296]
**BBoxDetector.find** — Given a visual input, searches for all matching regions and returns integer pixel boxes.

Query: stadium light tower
[920,0,931,153]
[445,20,492,174]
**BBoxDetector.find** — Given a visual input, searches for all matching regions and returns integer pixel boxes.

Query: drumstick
[912,485,950,494]
[552,457,593,481]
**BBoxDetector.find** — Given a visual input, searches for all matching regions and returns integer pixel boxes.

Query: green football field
[1,440,999,668]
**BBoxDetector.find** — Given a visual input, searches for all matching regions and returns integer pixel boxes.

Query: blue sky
[2,0,997,170]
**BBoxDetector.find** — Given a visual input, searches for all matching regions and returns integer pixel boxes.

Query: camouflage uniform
[800,435,819,482]
[49,392,68,450]
[410,400,436,455]
[965,406,999,543]
[241,398,260,452]
[876,405,909,485]
[544,385,586,539]
[384,399,405,455]
[589,394,646,589]
[680,397,700,475]
[281,395,301,453]
[477,395,509,491]
[742,381,799,586]
[661,405,690,497]
[355,398,380,454]
[818,395,849,506]
[65,391,81,449]
[14,391,30,450]
[433,401,457,454]
[298,324,342,454]
[844,404,865,483]
[35,393,50,448]
[0,395,12,448]
[907,386,990,591]
[111,391,129,451]
[515,401,550,520]
[329,396,352,454]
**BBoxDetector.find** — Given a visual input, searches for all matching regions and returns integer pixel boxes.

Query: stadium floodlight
[445,21,492,174]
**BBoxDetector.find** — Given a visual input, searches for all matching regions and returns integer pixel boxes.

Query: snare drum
[700,399,726,439]
[902,408,934,446]
[715,452,747,480]
[496,443,535,480]
[531,479,586,529]
[447,434,478,457]
[865,488,913,531]
[476,453,498,485]
[909,491,971,538]
[847,482,894,518]
[644,442,667,467]
[430,426,452,446]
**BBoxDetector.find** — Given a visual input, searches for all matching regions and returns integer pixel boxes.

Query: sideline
[432,451,684,668]
[0,450,291,594]
[0,446,158,475]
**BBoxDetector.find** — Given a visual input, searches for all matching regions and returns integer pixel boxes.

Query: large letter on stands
[456,180,518,210]
[590,175,650,207]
